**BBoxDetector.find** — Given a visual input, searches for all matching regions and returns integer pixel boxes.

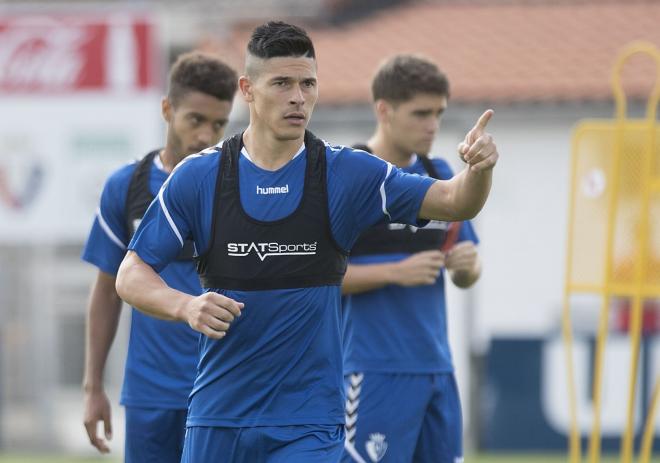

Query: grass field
[0,454,658,463]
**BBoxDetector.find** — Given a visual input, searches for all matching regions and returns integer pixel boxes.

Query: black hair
[168,51,238,105]
[247,21,315,59]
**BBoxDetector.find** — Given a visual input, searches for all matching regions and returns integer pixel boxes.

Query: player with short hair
[115,22,497,463]
[81,51,237,463]
[342,54,480,463]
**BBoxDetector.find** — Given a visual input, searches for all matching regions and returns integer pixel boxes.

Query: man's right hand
[83,389,112,454]
[183,292,244,339]
[391,250,446,287]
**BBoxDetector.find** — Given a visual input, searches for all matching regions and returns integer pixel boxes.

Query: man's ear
[374,99,393,124]
[239,76,254,103]
[161,97,173,123]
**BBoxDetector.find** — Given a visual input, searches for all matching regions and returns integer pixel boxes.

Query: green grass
[0,457,118,463]
[0,454,658,463]
[471,455,659,463]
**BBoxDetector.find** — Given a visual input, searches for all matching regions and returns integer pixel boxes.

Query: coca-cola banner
[0,14,158,93]
[0,13,163,242]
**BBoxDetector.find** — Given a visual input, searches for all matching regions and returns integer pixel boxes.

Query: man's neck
[367,130,414,168]
[242,125,304,171]
[158,147,180,174]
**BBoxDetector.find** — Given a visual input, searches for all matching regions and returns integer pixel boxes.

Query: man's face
[244,56,318,141]
[164,90,233,161]
[385,92,448,156]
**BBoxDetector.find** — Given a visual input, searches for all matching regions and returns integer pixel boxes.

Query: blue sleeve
[382,166,435,226]
[328,147,435,249]
[81,164,134,276]
[458,220,479,245]
[432,158,479,245]
[128,153,216,272]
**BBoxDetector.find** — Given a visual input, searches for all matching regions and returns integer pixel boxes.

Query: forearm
[452,166,492,220]
[116,251,193,321]
[83,273,122,393]
[342,262,396,295]
[420,166,492,222]
[450,256,482,288]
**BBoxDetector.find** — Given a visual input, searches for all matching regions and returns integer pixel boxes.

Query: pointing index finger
[473,109,494,132]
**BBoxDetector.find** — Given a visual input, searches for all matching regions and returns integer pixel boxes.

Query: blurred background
[0,0,659,461]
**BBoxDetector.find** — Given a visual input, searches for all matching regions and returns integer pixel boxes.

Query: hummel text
[256,184,289,195]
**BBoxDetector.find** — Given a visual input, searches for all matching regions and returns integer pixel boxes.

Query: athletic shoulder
[169,144,221,182]
[103,160,138,192]
[324,142,389,174]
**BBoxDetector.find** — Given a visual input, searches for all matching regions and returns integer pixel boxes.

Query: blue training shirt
[343,156,479,374]
[82,154,201,409]
[128,140,436,428]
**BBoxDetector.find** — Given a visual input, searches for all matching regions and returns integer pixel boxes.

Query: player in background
[81,51,237,463]
[115,22,497,462]
[341,54,481,463]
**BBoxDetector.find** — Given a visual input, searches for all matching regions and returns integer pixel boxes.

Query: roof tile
[199,1,660,104]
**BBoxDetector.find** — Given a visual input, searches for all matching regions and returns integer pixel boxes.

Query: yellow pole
[638,375,660,463]
[587,300,614,463]
[620,124,650,463]
[610,42,660,463]
[587,97,624,463]
[565,40,660,463]
[563,126,583,463]
[584,85,619,463]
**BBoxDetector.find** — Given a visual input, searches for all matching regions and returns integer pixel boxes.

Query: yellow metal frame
[562,41,660,463]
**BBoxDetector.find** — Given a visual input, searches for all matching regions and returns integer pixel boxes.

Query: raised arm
[419,110,498,221]
[116,251,243,339]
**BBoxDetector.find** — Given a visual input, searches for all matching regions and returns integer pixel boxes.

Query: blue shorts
[182,424,345,463]
[124,406,187,463]
[342,372,463,463]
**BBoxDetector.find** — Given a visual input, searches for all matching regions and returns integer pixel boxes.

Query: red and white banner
[0,12,163,242]
[0,14,159,93]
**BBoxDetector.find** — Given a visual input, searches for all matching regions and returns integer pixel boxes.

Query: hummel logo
[256,184,289,195]
[345,373,363,445]
[227,241,317,261]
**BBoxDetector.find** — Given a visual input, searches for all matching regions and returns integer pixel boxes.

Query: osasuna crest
[365,433,388,462]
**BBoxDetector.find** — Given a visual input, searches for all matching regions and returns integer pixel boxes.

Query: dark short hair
[372,54,450,103]
[167,51,238,105]
[247,21,315,59]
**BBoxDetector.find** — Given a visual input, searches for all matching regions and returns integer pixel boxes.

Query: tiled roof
[199,1,660,104]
